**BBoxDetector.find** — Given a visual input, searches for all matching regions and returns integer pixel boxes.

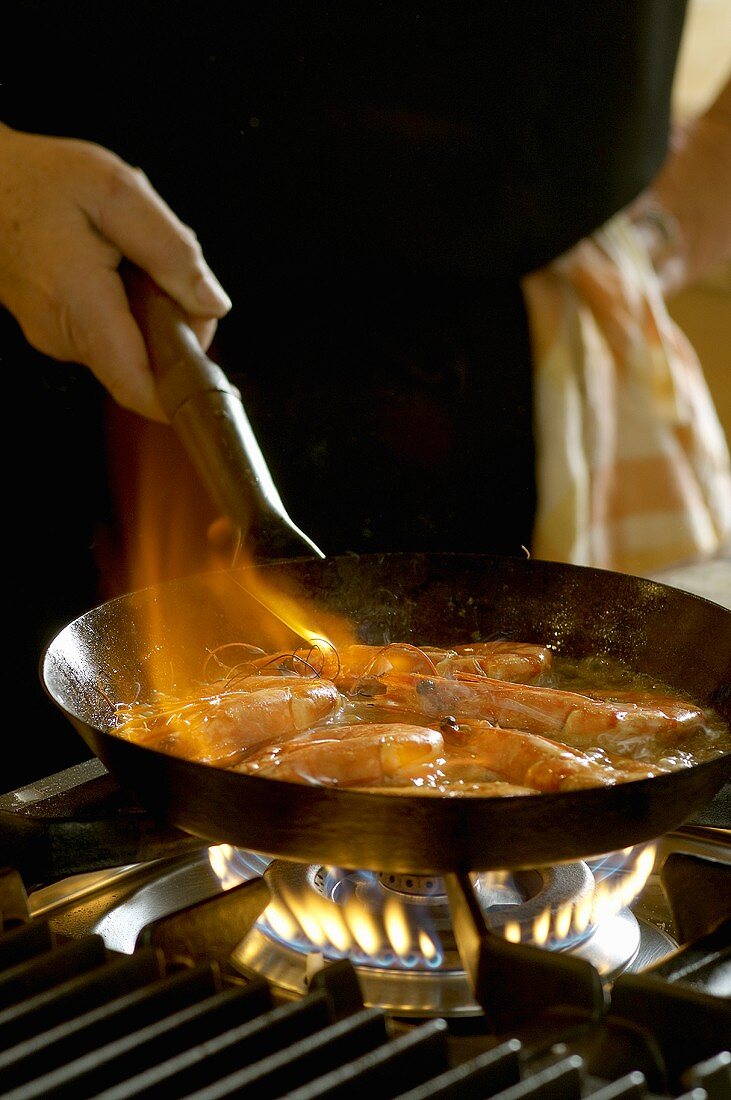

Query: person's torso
[10,0,687,289]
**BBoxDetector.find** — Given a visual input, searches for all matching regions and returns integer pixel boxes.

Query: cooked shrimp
[247,642,439,682]
[246,639,552,686]
[423,641,553,683]
[356,754,540,796]
[238,722,444,787]
[439,718,663,791]
[356,671,707,748]
[115,675,342,767]
[111,632,726,795]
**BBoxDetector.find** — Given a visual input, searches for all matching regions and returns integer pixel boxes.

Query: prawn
[245,639,552,686]
[439,718,663,791]
[246,642,439,682]
[423,640,553,683]
[352,671,707,749]
[238,722,444,787]
[115,675,342,767]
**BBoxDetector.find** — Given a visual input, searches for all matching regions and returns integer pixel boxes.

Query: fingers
[181,315,219,353]
[0,128,229,421]
[87,157,232,321]
[62,265,168,421]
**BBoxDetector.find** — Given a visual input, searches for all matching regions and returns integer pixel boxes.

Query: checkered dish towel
[521,212,731,575]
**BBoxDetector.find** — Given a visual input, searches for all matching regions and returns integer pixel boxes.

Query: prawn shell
[241,722,444,787]
[375,671,708,748]
[118,677,341,767]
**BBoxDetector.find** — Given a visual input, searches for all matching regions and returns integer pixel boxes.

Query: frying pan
[42,551,731,873]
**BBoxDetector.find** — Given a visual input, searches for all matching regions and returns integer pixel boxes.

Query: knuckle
[104,157,145,201]
[162,224,206,277]
[182,221,200,244]
[175,222,203,260]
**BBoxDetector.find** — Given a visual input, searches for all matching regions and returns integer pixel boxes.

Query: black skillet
[42,551,731,874]
[39,274,731,874]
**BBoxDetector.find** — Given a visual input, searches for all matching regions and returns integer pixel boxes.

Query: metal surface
[28,847,673,1020]
[41,553,731,872]
[0,758,200,890]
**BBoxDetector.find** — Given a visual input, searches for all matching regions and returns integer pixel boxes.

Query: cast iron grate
[0,863,728,1099]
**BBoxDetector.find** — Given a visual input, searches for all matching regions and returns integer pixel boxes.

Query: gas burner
[222,844,675,1017]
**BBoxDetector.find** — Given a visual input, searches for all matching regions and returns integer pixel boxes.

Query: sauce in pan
[113,640,731,796]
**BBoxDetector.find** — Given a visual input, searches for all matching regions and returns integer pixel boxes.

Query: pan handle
[123,264,326,562]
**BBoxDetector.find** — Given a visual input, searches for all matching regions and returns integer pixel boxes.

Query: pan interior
[44,553,731,725]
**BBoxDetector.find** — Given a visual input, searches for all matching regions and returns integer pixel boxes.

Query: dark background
[3,0,687,789]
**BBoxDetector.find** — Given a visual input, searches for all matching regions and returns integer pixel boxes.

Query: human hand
[0,123,232,421]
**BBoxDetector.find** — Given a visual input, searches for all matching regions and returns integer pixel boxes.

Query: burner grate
[0,865,729,1098]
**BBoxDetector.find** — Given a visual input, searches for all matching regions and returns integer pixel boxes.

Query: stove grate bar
[64,990,334,1100]
[276,1015,449,1100]
[661,852,731,946]
[0,909,54,969]
[0,960,229,1093]
[609,921,731,1090]
[0,926,108,1010]
[180,1006,397,1099]
[468,1054,586,1100]
[390,1037,523,1100]
[87,990,346,1099]
[296,1029,525,1100]
[580,1071,647,1099]
[681,1050,731,1100]
[0,942,164,1052]
[4,975,283,1100]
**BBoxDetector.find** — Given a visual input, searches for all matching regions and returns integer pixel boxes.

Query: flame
[249,866,445,968]
[99,407,355,694]
[101,409,220,598]
[503,922,522,944]
[499,843,657,946]
[418,929,439,962]
[344,902,383,958]
[265,899,300,942]
[532,909,551,946]
[209,844,242,890]
[554,901,572,940]
[573,893,594,935]
[383,896,412,957]
[209,844,656,969]
[228,567,353,654]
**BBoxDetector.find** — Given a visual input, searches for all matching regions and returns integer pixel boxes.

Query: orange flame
[101,407,221,597]
[209,843,656,963]
[99,405,355,677]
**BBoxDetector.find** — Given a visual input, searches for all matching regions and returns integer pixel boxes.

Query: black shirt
[4,1,687,786]
[9,0,686,284]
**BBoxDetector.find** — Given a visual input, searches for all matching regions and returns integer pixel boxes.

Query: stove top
[0,767,728,1098]
[1,839,727,1097]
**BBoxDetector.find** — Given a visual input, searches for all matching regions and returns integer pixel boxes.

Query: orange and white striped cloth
[522,212,731,575]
